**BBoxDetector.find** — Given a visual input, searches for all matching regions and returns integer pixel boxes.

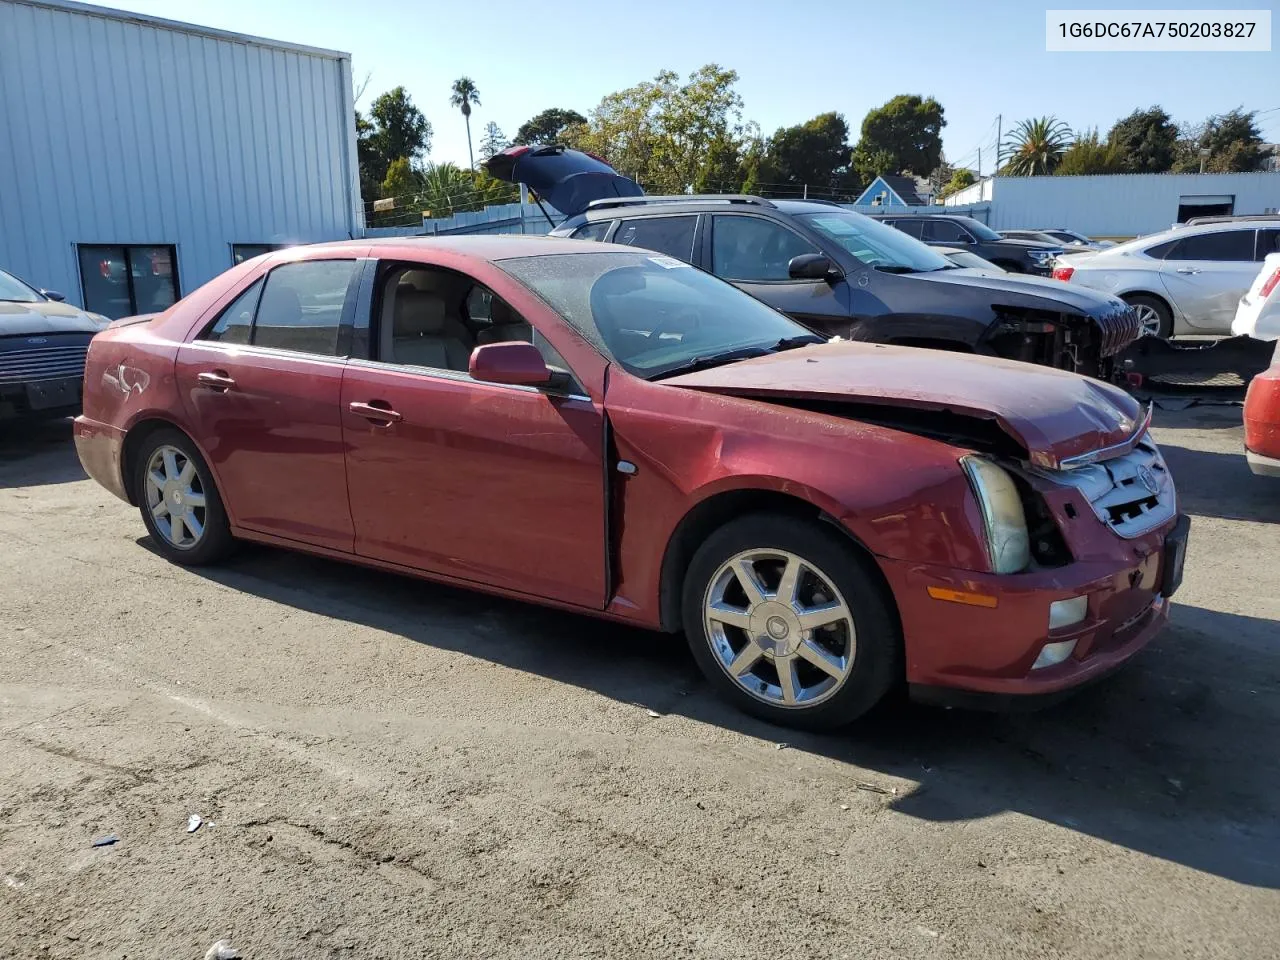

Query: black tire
[1122,293,1174,339]
[133,427,235,566]
[681,513,901,731]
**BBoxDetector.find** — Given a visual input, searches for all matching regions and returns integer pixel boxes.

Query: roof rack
[1184,214,1280,226]
[586,194,777,211]
[792,198,846,207]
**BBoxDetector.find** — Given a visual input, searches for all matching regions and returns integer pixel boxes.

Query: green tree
[937,167,976,200]
[450,77,481,170]
[1172,109,1266,172]
[356,86,433,200]
[513,108,587,145]
[1107,106,1177,173]
[761,112,856,197]
[479,121,508,162]
[380,156,418,202]
[1055,129,1124,175]
[1001,116,1073,175]
[568,65,748,194]
[850,95,946,182]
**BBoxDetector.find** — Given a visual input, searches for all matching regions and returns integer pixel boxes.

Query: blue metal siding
[0,0,358,308]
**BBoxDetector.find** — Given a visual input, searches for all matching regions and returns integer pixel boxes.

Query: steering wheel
[645,307,700,342]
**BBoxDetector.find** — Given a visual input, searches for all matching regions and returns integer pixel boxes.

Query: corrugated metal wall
[0,0,360,310]
[947,173,1280,237]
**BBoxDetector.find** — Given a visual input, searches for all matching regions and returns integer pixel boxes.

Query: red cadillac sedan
[75,237,1188,729]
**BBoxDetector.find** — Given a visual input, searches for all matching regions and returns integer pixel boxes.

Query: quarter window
[711,216,820,281]
[571,221,612,242]
[77,244,179,320]
[204,278,263,344]
[1165,230,1257,262]
[612,216,697,262]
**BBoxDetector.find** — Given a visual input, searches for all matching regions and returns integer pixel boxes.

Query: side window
[1257,229,1280,260]
[921,220,968,243]
[711,215,820,282]
[571,220,612,242]
[252,260,359,356]
[892,219,925,239]
[1144,239,1179,260]
[1166,230,1257,262]
[612,216,697,262]
[202,278,263,344]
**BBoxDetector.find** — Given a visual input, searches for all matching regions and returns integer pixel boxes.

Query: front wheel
[681,514,901,730]
[134,428,235,565]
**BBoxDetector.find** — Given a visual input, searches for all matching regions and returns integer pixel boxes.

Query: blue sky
[107,0,1279,173]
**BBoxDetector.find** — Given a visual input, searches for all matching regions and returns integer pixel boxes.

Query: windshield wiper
[774,334,825,349]
[651,346,774,379]
[872,264,920,274]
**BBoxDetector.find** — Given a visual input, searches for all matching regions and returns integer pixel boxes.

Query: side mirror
[468,341,554,387]
[40,289,66,302]
[788,254,840,282]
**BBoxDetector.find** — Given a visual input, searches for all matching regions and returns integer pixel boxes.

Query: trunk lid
[485,145,643,218]
[664,341,1146,469]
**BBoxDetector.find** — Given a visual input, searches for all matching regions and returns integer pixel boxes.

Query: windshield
[953,217,1002,241]
[0,269,43,303]
[797,211,950,273]
[498,251,820,379]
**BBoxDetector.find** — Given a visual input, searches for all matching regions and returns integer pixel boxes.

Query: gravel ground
[1,403,1277,959]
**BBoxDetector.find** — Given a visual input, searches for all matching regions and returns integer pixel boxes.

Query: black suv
[872,214,1064,275]
[486,146,1140,378]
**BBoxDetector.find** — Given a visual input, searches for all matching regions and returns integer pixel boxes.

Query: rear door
[1158,229,1261,332]
[176,257,363,552]
[706,214,850,337]
[340,260,607,608]
[611,215,701,264]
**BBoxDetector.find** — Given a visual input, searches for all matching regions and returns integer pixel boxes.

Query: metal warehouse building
[944,172,1280,239]
[0,0,361,318]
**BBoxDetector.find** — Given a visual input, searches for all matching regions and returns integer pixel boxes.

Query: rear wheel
[681,514,900,730]
[134,428,235,565]
[1122,294,1174,339]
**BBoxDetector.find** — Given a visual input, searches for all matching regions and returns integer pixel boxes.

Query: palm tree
[1001,117,1073,175]
[450,77,481,171]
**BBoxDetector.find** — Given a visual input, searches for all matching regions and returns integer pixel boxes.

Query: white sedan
[1053,218,1280,338]
[1233,252,1280,341]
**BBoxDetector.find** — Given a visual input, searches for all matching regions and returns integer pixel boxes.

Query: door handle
[196,370,236,391]
[1175,268,1201,274]
[348,400,403,424]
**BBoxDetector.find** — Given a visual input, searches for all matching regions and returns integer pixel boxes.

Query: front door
[706,214,852,337]
[176,257,362,552]
[1158,228,1261,332]
[340,262,607,609]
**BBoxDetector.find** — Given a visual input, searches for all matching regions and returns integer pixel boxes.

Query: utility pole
[995,114,1002,173]
[977,146,981,179]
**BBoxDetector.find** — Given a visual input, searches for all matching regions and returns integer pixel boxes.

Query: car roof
[293,235,604,261]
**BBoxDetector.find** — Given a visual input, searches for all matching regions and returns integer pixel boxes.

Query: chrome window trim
[182,339,349,368]
[345,356,594,403]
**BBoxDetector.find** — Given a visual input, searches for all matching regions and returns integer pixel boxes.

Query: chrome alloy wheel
[702,549,856,709]
[1133,303,1163,337]
[143,445,207,549]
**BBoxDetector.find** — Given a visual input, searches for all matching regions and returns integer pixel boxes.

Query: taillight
[1260,266,1280,299]
[1052,265,1074,281]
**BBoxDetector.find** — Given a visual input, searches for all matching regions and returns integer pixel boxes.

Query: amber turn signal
[926,586,999,608]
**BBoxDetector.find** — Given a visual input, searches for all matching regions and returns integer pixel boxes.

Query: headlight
[961,456,1031,574]
[1029,249,1055,262]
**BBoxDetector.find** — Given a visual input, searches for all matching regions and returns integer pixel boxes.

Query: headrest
[489,298,516,326]
[394,290,446,336]
[259,283,301,324]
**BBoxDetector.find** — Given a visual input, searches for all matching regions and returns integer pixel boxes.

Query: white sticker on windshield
[648,255,689,269]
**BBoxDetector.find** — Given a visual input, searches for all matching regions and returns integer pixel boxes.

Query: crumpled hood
[911,267,1127,316]
[0,299,109,337]
[664,341,1146,469]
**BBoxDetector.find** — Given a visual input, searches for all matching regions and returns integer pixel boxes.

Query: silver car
[1054,218,1280,338]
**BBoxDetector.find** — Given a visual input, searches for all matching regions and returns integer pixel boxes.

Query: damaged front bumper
[984,301,1142,379]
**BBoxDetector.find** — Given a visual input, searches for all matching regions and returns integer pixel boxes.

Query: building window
[77,245,179,320]
[231,244,284,265]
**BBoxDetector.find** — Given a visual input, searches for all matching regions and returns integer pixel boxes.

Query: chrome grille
[0,344,89,384]
[1093,303,1143,357]
[1046,437,1176,538]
